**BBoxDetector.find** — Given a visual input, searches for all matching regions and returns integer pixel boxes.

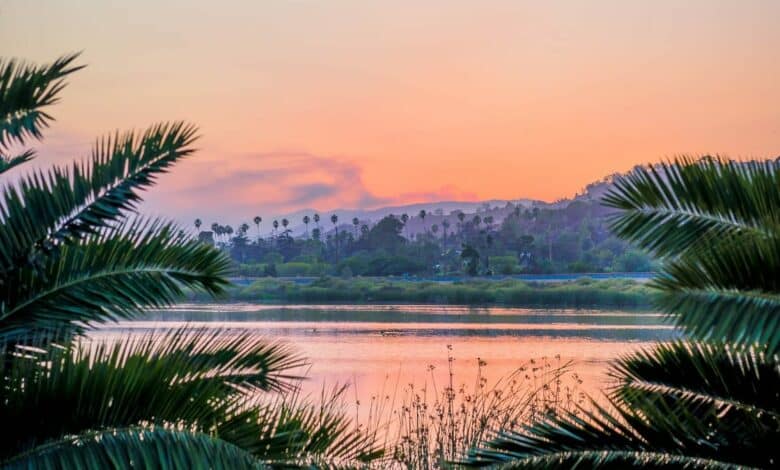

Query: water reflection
[94,303,674,423]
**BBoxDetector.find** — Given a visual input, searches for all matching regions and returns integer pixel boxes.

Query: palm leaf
[3,427,264,469]
[463,341,779,468]
[603,157,780,259]
[0,218,230,340]
[0,121,198,275]
[604,157,780,350]
[0,330,382,466]
[0,53,83,164]
[0,329,305,458]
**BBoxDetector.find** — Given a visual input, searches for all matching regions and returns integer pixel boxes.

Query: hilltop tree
[330,214,339,256]
[253,215,261,239]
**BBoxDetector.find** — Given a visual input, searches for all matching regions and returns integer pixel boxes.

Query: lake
[91,303,675,419]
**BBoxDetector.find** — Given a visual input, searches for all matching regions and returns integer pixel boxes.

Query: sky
[2,0,779,224]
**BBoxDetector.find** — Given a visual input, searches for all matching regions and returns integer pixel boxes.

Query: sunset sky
[3,1,779,224]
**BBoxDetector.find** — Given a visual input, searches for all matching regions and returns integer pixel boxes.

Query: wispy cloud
[145,150,478,223]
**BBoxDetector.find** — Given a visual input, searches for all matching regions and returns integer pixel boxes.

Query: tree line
[195,196,655,277]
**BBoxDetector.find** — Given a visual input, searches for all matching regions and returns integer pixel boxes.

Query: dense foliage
[0,54,380,468]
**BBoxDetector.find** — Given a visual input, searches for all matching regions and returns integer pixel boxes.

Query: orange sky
[2,1,779,223]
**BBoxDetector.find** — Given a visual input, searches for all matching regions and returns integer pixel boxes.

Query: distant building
[198,231,215,245]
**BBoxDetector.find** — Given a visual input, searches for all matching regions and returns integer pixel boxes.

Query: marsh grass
[349,348,586,469]
[191,277,656,309]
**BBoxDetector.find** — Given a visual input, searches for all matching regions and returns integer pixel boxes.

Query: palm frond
[0,121,198,275]
[219,384,385,465]
[0,217,230,340]
[2,427,264,469]
[611,342,779,421]
[0,329,306,458]
[463,341,780,469]
[0,53,83,155]
[603,156,780,259]
[604,157,780,351]
[462,399,748,468]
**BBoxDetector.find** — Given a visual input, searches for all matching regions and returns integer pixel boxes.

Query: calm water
[92,303,675,408]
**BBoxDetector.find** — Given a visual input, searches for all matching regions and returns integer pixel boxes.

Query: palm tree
[431,223,439,237]
[401,213,409,239]
[194,218,202,233]
[0,54,381,467]
[352,217,359,237]
[464,157,780,468]
[239,222,249,235]
[303,215,310,238]
[441,219,450,240]
[313,213,320,230]
[272,219,279,236]
[253,215,262,239]
[418,209,427,233]
[330,214,339,256]
[281,218,289,234]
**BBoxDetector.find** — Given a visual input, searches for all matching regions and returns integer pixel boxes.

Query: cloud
[141,149,482,223]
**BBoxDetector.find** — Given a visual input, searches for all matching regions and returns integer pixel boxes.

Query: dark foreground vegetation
[191,277,656,309]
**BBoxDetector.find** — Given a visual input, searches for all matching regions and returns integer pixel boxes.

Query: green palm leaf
[463,341,779,468]
[604,157,780,351]
[0,329,306,458]
[0,218,230,340]
[0,53,83,173]
[603,157,780,259]
[0,121,198,275]
[0,329,382,466]
[3,427,265,469]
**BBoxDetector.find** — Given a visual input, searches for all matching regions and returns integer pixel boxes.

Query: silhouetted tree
[194,218,202,233]
[253,216,262,239]
[303,215,310,238]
